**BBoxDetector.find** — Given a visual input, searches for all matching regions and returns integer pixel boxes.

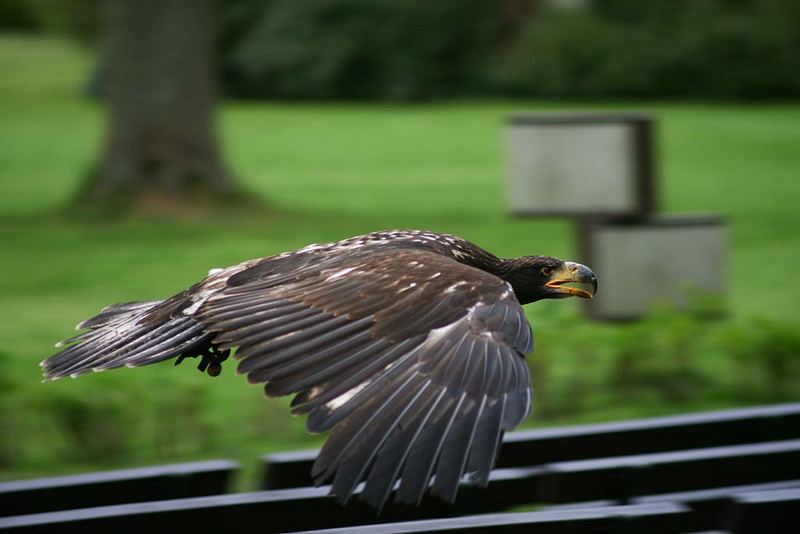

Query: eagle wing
[43,246,534,509]
[198,248,533,508]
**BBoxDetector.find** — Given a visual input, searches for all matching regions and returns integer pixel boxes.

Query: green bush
[0,351,18,467]
[223,0,800,99]
[527,302,800,423]
[37,386,144,462]
[723,317,800,401]
[0,0,39,30]
[500,0,800,98]
[56,0,800,99]
[0,0,101,43]
[2,308,799,476]
[224,0,498,99]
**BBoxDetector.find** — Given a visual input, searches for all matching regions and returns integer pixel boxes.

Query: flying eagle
[42,230,597,509]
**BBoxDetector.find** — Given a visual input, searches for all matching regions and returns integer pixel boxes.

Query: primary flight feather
[42,230,597,509]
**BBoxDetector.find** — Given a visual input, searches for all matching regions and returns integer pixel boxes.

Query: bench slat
[3,440,800,532]
[0,499,691,534]
[0,460,238,517]
[722,488,800,534]
[291,502,692,534]
[262,402,800,490]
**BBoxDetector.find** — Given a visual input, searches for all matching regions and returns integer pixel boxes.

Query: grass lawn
[1,33,799,485]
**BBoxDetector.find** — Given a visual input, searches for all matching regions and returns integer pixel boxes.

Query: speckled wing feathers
[41,300,211,378]
[42,234,535,510]
[198,248,533,508]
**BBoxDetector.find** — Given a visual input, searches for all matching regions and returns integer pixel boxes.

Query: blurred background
[0,0,798,489]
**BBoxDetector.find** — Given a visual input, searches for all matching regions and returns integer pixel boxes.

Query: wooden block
[505,113,654,217]
[579,215,726,320]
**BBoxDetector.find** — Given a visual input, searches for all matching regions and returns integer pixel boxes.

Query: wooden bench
[723,487,800,534]
[631,479,800,531]
[3,440,799,532]
[3,403,800,532]
[0,460,238,517]
[0,496,694,533]
[294,502,693,534]
[262,402,800,490]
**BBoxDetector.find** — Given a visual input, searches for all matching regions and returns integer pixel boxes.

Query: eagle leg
[174,343,230,378]
[197,345,230,377]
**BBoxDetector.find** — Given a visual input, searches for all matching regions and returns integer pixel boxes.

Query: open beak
[545,262,598,299]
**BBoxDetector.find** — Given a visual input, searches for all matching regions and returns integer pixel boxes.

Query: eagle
[42,230,597,510]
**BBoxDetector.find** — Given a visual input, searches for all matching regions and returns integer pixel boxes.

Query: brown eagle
[42,230,597,509]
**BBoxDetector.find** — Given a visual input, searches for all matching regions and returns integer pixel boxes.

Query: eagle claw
[174,345,229,378]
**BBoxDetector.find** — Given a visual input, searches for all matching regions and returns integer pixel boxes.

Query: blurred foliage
[3,308,799,478]
[528,306,800,422]
[222,0,800,99]
[0,0,101,44]
[500,0,800,98]
[0,0,38,30]
[34,381,145,462]
[5,0,798,99]
[223,0,500,99]
[0,351,17,467]
[723,318,800,401]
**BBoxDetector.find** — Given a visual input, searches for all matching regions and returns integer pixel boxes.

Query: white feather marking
[443,281,468,294]
[326,266,357,281]
[397,282,417,293]
[425,320,459,345]
[299,243,324,253]
[183,297,207,316]
[326,380,369,410]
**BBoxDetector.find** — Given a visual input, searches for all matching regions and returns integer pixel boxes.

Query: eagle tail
[41,299,214,380]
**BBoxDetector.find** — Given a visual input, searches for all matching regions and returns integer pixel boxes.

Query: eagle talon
[207,361,222,377]
[197,346,229,377]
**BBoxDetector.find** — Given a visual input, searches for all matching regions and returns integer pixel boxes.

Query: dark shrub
[224,0,500,99]
[499,0,800,98]
[34,1,800,100]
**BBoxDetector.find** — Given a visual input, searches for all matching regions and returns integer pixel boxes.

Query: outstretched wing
[41,299,214,378]
[39,262,260,380]
[197,248,534,508]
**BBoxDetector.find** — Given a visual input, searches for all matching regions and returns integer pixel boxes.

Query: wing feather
[314,369,423,484]
[330,376,433,503]
[45,242,535,510]
[361,387,449,510]
[195,248,534,508]
[466,394,506,487]
[395,392,467,505]
[203,301,309,332]
[247,316,375,384]
[432,394,487,502]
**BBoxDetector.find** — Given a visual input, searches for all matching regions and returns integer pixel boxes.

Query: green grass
[1,33,799,484]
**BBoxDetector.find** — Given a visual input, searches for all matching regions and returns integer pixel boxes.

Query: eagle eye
[541,266,553,277]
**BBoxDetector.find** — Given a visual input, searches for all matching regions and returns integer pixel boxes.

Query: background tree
[78,0,239,211]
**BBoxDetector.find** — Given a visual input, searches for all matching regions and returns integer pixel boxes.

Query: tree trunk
[78,0,238,211]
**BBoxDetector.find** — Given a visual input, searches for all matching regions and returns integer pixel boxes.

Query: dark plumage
[42,230,597,509]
